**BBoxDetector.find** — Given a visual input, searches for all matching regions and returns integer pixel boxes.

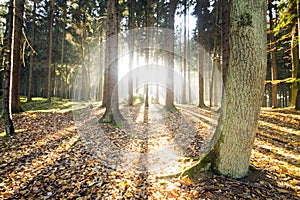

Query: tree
[221,0,230,87]
[46,0,54,101]
[127,0,136,106]
[99,0,123,124]
[2,0,15,136]
[182,0,187,105]
[165,0,178,111]
[184,0,267,178]
[59,0,67,100]
[268,0,278,108]
[195,0,211,108]
[11,0,24,113]
[27,0,37,102]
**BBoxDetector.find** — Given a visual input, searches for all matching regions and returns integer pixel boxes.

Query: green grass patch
[0,96,97,114]
[0,132,6,137]
[22,97,74,112]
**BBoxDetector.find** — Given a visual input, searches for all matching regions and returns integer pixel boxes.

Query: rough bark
[11,0,24,113]
[181,0,267,179]
[27,1,37,102]
[211,0,267,178]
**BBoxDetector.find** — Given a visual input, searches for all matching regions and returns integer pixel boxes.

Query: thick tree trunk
[165,0,178,111]
[211,0,267,178]
[46,0,54,102]
[11,0,24,113]
[27,1,36,102]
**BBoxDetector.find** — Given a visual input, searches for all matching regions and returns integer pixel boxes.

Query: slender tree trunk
[2,0,14,136]
[47,0,54,102]
[291,26,299,107]
[187,12,192,104]
[59,0,66,100]
[198,49,205,107]
[100,0,123,123]
[11,0,24,113]
[182,0,187,104]
[221,0,230,87]
[27,1,37,102]
[268,0,278,108]
[98,27,104,102]
[211,0,267,178]
[295,1,300,110]
[165,0,178,111]
[197,1,206,108]
[127,0,135,106]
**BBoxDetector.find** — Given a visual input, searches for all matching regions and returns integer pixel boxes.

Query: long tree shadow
[0,112,76,178]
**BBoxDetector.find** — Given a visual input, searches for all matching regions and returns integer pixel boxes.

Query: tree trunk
[182,0,187,104]
[2,0,14,136]
[59,0,66,101]
[11,0,24,113]
[268,0,278,108]
[27,1,37,102]
[211,0,267,178]
[291,26,299,107]
[221,0,230,87]
[47,0,54,102]
[295,90,300,110]
[165,0,178,111]
[198,49,206,107]
[99,0,123,124]
[127,0,135,106]
[98,27,104,102]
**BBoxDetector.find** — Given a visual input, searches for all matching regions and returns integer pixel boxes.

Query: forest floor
[0,98,299,199]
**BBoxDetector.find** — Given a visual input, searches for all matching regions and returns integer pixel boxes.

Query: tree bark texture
[212,0,267,178]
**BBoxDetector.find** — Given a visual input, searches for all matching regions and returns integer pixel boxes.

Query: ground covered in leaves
[0,101,299,199]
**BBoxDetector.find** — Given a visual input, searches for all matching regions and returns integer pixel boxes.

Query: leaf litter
[0,105,299,199]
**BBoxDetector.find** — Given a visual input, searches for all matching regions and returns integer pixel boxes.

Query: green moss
[180,151,213,178]
[238,13,253,27]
